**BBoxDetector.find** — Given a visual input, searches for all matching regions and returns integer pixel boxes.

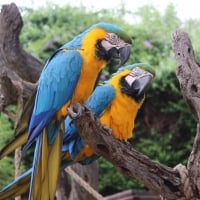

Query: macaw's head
[109,64,155,103]
[90,23,132,68]
[120,65,155,102]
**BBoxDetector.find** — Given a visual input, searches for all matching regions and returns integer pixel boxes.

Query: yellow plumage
[101,69,144,141]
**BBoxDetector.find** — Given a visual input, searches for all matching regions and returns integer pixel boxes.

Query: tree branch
[172,29,200,198]
[68,103,194,200]
[0,3,42,112]
[0,3,42,82]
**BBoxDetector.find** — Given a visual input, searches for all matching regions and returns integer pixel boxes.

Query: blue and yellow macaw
[28,23,132,200]
[0,22,132,160]
[62,64,154,165]
[0,64,154,200]
[4,22,131,200]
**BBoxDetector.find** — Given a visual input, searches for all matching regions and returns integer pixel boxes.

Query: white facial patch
[125,67,153,86]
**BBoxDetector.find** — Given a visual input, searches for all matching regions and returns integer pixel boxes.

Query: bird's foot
[68,102,85,119]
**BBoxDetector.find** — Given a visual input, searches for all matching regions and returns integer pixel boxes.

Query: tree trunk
[68,162,99,200]
[56,170,70,200]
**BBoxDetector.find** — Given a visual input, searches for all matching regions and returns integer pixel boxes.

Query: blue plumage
[25,22,128,152]
[62,85,115,165]
[14,22,132,200]
[25,50,82,151]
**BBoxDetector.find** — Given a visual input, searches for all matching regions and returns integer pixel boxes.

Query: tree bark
[171,29,200,198]
[56,170,70,200]
[0,3,41,112]
[68,162,99,200]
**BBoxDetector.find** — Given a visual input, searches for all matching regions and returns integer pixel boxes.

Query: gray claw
[68,102,85,119]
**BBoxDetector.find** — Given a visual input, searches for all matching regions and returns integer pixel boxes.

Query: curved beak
[116,45,131,68]
[125,67,154,100]
[132,74,153,97]
[100,39,131,69]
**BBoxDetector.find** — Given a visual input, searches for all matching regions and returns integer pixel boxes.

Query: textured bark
[0,3,42,82]
[56,170,70,200]
[68,162,99,200]
[68,104,184,200]
[172,29,200,198]
[0,3,42,112]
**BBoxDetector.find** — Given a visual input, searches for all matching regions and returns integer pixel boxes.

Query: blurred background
[0,0,199,198]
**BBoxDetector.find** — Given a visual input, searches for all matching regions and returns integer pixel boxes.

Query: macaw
[0,22,132,159]
[8,22,131,200]
[62,64,155,165]
[0,64,154,200]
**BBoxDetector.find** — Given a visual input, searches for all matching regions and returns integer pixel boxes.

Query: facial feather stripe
[125,67,154,86]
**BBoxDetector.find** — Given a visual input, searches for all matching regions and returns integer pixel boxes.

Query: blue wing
[62,85,115,164]
[86,85,115,116]
[24,50,83,151]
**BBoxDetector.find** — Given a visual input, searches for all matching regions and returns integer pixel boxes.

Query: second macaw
[62,63,154,165]
[16,22,131,200]
[0,64,154,199]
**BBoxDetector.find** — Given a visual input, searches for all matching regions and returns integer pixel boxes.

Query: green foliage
[98,157,144,195]
[183,19,200,61]
[0,107,28,189]
[20,5,128,63]
[0,113,15,188]
[0,114,14,151]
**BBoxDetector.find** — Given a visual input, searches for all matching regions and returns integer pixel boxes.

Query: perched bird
[0,64,154,200]
[62,64,154,165]
[0,22,132,200]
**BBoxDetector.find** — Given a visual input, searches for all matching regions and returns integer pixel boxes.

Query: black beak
[116,45,131,68]
[108,45,131,69]
[121,67,154,101]
[132,74,153,98]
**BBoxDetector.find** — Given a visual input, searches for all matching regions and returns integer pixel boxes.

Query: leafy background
[0,2,199,195]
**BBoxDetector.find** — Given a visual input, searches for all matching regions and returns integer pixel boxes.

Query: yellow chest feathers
[57,28,107,119]
[100,70,144,141]
[100,93,143,141]
[72,28,107,103]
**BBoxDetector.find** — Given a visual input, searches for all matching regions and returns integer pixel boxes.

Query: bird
[62,63,155,165]
[0,22,132,159]
[1,22,132,200]
[0,63,154,200]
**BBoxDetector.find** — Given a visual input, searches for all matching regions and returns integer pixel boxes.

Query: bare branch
[172,29,200,198]
[0,3,41,109]
[68,103,194,200]
[171,30,200,121]
[0,3,42,82]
